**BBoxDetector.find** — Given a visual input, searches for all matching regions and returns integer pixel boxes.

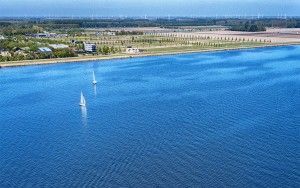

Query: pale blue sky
[0,0,299,17]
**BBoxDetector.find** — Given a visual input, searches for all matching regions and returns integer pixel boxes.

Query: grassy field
[0,30,294,67]
[144,42,264,53]
[54,33,269,53]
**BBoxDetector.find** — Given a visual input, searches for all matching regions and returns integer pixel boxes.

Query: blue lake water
[0,46,299,188]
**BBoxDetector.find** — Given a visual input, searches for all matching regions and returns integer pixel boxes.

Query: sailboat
[79,92,86,107]
[92,71,97,85]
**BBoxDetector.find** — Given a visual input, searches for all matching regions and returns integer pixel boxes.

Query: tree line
[1,18,300,34]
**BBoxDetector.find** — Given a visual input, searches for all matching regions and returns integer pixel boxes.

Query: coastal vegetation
[1,25,44,36]
[1,18,300,32]
[0,18,299,65]
[230,22,266,32]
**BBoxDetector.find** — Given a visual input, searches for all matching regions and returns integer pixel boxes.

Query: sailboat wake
[80,106,88,126]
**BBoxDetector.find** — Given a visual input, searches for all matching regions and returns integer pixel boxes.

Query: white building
[105,31,116,36]
[38,47,52,53]
[84,43,97,53]
[49,44,69,49]
[56,34,68,38]
[126,47,140,54]
[33,32,57,38]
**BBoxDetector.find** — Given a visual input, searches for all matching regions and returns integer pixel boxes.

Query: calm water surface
[0,46,299,188]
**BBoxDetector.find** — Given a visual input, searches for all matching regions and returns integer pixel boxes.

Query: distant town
[0,18,300,65]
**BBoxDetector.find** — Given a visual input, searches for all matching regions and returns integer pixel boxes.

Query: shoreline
[0,43,299,68]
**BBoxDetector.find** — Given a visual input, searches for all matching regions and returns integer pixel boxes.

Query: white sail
[80,92,86,106]
[92,71,97,84]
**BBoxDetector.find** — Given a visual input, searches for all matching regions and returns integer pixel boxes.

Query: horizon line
[0,15,299,20]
